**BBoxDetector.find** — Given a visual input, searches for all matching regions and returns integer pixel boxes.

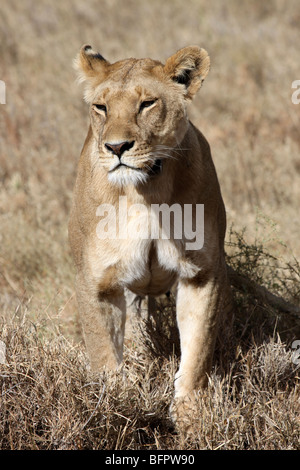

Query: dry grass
[0,307,299,450]
[0,0,299,450]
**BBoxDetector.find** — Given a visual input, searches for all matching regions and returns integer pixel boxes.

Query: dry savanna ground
[0,0,299,450]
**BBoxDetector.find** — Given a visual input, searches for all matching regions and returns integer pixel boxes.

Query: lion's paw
[169,393,201,433]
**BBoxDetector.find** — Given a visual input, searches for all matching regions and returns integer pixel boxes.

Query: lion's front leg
[171,271,228,428]
[76,273,126,372]
[174,270,227,401]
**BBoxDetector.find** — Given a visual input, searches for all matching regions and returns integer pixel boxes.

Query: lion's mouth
[109,159,162,175]
[109,163,141,172]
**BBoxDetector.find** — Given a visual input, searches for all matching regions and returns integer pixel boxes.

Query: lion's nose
[105,140,135,158]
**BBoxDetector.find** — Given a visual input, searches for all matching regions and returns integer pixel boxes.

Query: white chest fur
[88,233,201,297]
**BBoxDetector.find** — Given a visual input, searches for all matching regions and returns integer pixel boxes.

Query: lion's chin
[107,159,162,187]
[107,166,149,187]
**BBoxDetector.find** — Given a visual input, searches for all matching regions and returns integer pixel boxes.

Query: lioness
[69,45,231,420]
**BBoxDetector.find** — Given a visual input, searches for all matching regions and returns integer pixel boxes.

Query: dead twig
[227,264,300,318]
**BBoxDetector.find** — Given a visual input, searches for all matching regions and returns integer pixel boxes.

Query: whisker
[154,145,190,157]
[144,164,154,173]
[151,151,178,161]
[155,144,191,151]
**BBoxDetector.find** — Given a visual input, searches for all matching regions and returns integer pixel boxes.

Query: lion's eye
[93,104,107,114]
[139,100,156,112]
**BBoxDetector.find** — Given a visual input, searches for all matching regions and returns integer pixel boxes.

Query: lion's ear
[74,45,110,102]
[164,46,210,100]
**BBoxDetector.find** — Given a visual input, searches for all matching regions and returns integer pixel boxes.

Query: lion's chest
[121,238,179,296]
[89,236,200,297]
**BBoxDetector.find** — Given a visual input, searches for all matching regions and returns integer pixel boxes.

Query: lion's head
[75,45,210,187]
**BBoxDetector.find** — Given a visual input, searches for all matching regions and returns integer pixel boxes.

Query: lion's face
[75,45,210,187]
[89,71,188,187]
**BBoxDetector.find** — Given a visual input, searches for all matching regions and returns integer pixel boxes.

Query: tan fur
[69,45,231,421]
